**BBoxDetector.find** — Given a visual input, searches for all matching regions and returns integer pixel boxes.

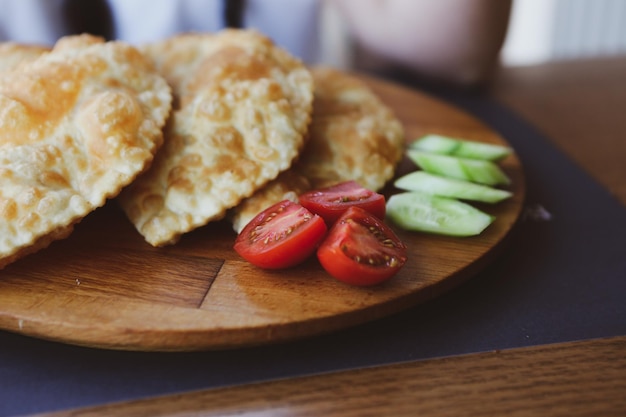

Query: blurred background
[322,0,626,69]
[501,0,626,66]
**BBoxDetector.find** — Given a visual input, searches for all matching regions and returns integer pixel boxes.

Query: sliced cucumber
[394,171,512,203]
[386,191,494,236]
[407,150,511,186]
[410,134,512,161]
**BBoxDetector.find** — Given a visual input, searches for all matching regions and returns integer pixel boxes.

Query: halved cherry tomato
[234,200,327,269]
[299,181,386,225]
[317,206,407,286]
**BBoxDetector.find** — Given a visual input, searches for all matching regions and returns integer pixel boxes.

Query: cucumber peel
[386,191,494,237]
[394,171,512,203]
[410,134,512,161]
[407,150,511,186]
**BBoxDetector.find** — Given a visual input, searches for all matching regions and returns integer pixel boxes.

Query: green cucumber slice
[410,134,512,161]
[407,150,511,186]
[394,171,512,203]
[386,191,494,236]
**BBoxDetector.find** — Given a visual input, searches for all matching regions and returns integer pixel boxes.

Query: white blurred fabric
[0,0,322,63]
[0,0,67,45]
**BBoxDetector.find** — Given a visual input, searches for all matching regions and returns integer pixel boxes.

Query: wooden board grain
[0,74,525,351]
[37,336,626,417]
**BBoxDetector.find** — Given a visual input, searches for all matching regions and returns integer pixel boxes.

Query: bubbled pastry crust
[0,42,50,72]
[0,35,172,270]
[118,29,314,246]
[229,66,405,233]
[298,66,405,192]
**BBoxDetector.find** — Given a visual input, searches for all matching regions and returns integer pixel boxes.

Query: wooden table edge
[34,335,626,417]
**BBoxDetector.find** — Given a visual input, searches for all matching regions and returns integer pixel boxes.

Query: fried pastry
[0,35,172,270]
[118,29,314,246]
[230,66,405,232]
[298,66,405,191]
[0,42,50,72]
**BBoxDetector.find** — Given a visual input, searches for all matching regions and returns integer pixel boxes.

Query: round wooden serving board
[0,74,525,351]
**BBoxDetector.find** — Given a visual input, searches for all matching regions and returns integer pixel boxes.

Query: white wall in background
[501,0,557,65]
[502,0,626,66]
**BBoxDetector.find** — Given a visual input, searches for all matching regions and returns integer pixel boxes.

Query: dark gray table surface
[2,77,625,417]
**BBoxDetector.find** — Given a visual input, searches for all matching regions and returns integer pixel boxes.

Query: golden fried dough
[0,42,50,72]
[0,36,172,270]
[52,33,109,52]
[299,66,405,191]
[230,66,405,232]
[118,29,314,246]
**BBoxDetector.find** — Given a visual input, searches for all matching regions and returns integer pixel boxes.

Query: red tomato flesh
[317,206,407,286]
[299,181,386,225]
[234,200,328,269]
